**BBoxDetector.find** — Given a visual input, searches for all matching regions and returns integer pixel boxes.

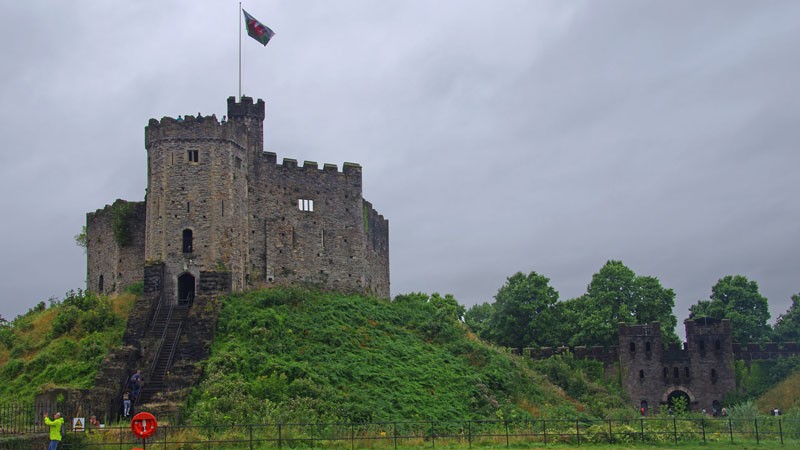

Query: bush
[50,306,80,337]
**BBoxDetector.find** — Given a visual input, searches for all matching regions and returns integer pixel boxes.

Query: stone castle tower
[87,96,390,303]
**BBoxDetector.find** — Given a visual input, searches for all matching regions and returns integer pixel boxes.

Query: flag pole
[238,1,242,99]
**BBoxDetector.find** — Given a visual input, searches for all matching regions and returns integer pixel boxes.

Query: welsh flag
[243,9,275,46]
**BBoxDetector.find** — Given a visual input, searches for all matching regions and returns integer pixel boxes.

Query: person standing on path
[43,411,64,450]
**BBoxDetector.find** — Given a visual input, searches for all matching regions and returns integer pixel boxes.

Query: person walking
[122,390,131,417]
[43,411,64,450]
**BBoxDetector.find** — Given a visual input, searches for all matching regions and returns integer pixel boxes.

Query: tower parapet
[227,96,265,120]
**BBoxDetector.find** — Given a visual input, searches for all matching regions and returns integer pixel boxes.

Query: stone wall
[247,153,389,298]
[86,200,145,295]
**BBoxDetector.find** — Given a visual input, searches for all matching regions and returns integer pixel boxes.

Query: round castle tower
[144,97,265,304]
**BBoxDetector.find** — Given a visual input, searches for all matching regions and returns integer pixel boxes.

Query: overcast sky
[1,1,798,338]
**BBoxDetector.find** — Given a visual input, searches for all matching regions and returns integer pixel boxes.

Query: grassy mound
[0,288,135,402]
[185,288,625,425]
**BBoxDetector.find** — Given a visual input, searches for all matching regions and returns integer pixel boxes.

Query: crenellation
[226,95,265,119]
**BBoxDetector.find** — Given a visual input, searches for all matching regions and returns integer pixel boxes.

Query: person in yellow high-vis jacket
[43,412,64,450]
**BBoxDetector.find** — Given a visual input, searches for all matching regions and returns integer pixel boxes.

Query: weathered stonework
[87,96,389,301]
[519,318,782,413]
[86,200,146,295]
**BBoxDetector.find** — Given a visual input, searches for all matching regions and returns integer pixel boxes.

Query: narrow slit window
[188,150,199,162]
[182,229,193,253]
[298,199,314,212]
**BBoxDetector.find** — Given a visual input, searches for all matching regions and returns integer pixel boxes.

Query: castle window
[711,368,717,382]
[298,199,314,212]
[645,342,651,352]
[639,370,644,379]
[699,340,705,351]
[629,342,636,352]
[182,229,193,253]
[98,275,104,292]
[663,367,668,378]
[188,150,199,162]
[673,367,679,378]
[235,156,242,169]
[187,202,191,213]
[715,340,721,350]
[684,367,690,378]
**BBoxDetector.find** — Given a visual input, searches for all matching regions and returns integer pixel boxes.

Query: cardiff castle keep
[86,96,390,304]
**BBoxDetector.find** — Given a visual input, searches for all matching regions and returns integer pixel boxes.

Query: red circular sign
[131,412,158,438]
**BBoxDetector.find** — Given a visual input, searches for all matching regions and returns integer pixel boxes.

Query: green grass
[185,288,627,426]
[0,289,134,402]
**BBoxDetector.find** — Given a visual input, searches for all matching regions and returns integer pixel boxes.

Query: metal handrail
[163,322,183,378]
[149,304,173,377]
[149,287,166,331]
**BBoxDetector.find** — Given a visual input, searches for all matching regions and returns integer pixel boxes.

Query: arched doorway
[667,390,691,413]
[178,272,195,306]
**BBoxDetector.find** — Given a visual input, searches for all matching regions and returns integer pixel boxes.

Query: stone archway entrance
[666,389,692,413]
[178,272,195,306]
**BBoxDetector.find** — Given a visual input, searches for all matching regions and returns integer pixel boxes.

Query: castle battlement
[227,95,265,119]
[733,342,800,360]
[144,114,252,150]
[258,151,363,177]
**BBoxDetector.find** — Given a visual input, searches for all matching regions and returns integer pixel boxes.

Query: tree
[483,271,560,348]
[569,261,678,347]
[464,302,494,338]
[689,275,770,343]
[74,225,87,253]
[773,293,800,343]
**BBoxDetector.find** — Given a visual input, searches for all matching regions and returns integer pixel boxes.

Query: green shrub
[0,358,24,379]
[50,306,80,337]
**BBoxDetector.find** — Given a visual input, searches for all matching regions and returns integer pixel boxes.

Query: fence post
[640,418,644,443]
[394,421,398,450]
[249,424,253,450]
[754,418,759,444]
[543,419,548,446]
[505,420,509,448]
[576,420,580,445]
[278,422,282,449]
[432,420,436,449]
[779,418,783,445]
[701,417,705,443]
[728,417,733,443]
[608,419,613,444]
[673,417,677,445]
[350,422,354,450]
[467,420,471,449]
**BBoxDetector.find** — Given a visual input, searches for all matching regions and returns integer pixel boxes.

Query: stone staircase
[134,304,189,414]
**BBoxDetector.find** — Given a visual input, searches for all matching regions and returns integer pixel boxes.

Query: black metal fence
[3,404,800,449]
